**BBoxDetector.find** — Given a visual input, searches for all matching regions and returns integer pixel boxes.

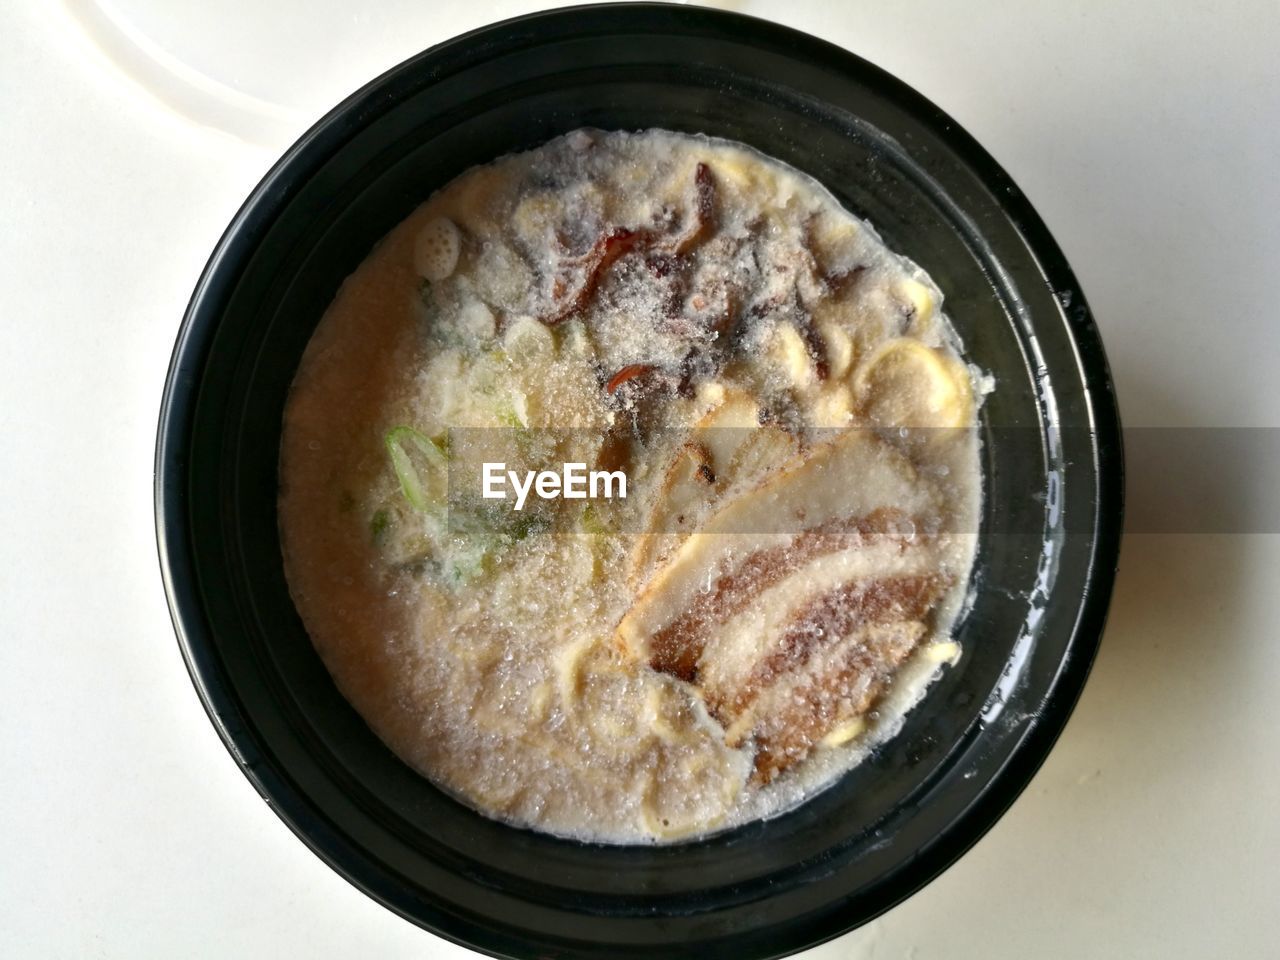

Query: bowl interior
[159,6,1120,959]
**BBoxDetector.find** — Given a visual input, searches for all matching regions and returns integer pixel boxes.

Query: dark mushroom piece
[667,162,716,255]
[605,363,660,395]
[543,227,643,325]
[539,163,720,326]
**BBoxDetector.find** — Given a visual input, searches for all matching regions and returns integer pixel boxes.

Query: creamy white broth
[279,129,983,842]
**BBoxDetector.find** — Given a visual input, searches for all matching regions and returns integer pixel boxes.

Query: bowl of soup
[155,5,1123,958]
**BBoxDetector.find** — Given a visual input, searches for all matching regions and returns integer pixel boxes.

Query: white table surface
[3,1,1277,956]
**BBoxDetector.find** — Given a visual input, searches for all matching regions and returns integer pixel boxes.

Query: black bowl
[155,4,1123,958]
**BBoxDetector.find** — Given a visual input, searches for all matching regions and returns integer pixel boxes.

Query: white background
[2,1,1277,957]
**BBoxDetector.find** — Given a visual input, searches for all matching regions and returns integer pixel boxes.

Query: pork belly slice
[744,616,930,783]
[627,389,799,588]
[703,569,948,723]
[616,427,940,674]
[644,509,926,682]
[616,426,952,781]
[670,559,946,782]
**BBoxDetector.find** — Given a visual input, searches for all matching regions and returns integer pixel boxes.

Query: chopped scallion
[384,426,446,511]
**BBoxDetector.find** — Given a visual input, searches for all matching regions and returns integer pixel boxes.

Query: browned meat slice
[645,508,921,682]
[712,572,947,725]
[626,389,799,589]
[746,618,927,782]
[617,427,939,665]
[616,426,951,780]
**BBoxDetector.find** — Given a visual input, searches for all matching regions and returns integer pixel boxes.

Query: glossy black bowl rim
[155,3,1124,956]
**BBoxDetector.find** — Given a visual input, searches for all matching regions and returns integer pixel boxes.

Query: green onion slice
[384,426,447,511]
